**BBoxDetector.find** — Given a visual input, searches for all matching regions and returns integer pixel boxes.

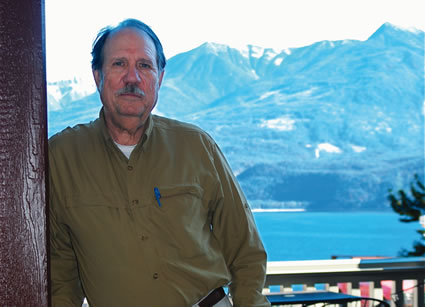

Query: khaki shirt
[49,109,270,307]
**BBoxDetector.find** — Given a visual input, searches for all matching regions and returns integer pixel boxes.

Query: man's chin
[118,111,144,118]
[116,106,147,118]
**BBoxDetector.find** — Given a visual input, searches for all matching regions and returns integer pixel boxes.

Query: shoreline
[252,208,306,213]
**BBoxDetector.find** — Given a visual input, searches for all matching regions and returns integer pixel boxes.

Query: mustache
[115,84,145,96]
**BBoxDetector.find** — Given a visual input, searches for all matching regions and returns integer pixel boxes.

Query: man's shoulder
[152,115,211,138]
[49,119,99,150]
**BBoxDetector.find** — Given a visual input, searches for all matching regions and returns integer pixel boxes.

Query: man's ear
[93,69,102,91]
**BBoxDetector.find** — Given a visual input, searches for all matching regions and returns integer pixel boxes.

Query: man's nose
[124,66,141,83]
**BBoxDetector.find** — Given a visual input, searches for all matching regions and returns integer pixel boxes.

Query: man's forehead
[110,26,149,39]
[104,27,156,54]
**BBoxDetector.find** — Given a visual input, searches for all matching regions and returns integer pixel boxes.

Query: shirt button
[127,165,133,171]
[153,273,159,279]
[141,235,148,241]
[132,199,139,205]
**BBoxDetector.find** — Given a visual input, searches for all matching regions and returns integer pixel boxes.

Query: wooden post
[0,0,49,306]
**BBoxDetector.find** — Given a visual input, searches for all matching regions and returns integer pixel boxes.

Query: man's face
[93,27,164,130]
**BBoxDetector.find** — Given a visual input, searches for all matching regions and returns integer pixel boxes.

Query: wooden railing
[264,257,425,307]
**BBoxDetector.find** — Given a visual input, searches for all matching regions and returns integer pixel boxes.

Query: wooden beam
[0,0,49,305]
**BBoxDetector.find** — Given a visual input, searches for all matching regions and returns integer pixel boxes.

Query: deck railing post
[394,279,404,307]
[419,279,424,307]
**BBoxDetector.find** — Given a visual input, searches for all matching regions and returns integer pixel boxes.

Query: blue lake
[253,211,421,261]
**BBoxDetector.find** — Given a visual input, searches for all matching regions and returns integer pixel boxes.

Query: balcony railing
[264,257,425,307]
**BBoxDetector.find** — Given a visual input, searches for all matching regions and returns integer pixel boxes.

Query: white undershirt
[114,142,137,159]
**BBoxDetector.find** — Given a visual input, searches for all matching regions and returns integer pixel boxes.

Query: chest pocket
[153,184,203,211]
[150,183,213,258]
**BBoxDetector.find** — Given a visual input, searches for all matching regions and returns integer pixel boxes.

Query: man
[49,19,270,307]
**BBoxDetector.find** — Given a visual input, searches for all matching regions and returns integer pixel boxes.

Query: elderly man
[49,19,270,307]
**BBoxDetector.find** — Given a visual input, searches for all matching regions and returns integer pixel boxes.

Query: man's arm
[50,166,85,306]
[210,143,271,307]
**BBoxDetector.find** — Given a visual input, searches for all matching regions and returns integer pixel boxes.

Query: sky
[45,0,425,82]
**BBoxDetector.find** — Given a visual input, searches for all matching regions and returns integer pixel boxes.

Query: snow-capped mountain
[47,78,96,110]
[48,23,425,211]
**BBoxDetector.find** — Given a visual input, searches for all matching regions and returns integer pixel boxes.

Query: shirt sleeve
[210,143,271,307]
[49,156,85,307]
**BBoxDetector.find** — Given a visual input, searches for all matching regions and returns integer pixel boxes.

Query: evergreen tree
[388,174,425,257]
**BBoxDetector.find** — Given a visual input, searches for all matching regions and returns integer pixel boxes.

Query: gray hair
[91,19,166,72]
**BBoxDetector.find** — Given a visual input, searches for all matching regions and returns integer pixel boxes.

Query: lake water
[252,211,421,261]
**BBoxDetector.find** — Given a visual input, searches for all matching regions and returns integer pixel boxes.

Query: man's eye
[138,62,151,69]
[113,61,124,67]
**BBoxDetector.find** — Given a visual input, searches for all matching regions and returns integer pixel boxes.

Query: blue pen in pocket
[154,187,162,207]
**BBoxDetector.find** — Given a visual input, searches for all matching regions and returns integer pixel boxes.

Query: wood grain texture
[0,0,49,305]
